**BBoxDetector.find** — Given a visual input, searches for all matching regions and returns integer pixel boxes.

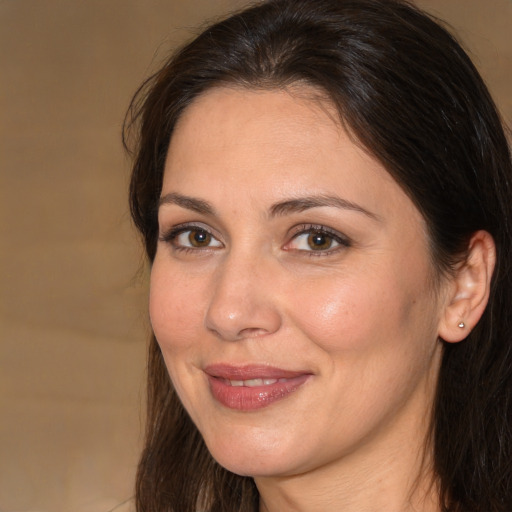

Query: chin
[201,425,300,477]
[213,453,295,478]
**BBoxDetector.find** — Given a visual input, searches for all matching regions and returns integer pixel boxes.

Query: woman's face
[150,86,447,479]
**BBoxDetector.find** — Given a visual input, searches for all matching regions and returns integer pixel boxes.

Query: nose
[204,253,282,341]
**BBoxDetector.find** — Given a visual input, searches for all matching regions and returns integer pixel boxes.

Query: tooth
[227,378,285,387]
[244,378,264,387]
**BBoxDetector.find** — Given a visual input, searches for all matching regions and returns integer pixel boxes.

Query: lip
[204,364,312,411]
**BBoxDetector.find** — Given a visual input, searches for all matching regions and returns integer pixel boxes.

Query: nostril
[238,327,272,338]
[205,305,282,341]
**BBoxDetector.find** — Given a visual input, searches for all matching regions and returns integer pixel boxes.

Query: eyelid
[284,224,351,254]
[158,222,350,255]
[159,222,223,248]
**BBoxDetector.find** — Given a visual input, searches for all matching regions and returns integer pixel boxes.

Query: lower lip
[207,374,310,411]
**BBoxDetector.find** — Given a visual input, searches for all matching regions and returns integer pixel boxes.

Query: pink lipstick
[204,364,311,411]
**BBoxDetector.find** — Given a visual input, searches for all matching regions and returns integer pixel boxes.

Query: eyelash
[159,223,222,254]
[159,223,351,256]
[285,224,351,256]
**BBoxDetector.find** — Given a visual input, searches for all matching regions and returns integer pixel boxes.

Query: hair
[124,0,512,511]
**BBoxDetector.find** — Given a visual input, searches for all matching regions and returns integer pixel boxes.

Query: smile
[204,365,311,411]
[224,378,287,387]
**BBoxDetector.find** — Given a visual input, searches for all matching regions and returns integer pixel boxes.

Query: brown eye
[168,226,223,250]
[286,226,349,254]
[188,229,212,247]
[307,232,333,250]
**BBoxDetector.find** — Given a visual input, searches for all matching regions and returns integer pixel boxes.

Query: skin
[150,86,456,512]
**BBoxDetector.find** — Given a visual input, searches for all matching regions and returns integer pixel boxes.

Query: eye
[176,229,220,248]
[291,231,339,251]
[160,225,223,251]
[286,225,350,254]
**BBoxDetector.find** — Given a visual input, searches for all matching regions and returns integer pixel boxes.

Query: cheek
[286,267,425,355]
[289,281,358,347]
[149,261,204,353]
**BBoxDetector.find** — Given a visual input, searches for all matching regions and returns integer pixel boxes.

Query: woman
[124,0,512,510]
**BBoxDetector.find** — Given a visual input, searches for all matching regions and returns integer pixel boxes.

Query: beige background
[0,1,510,512]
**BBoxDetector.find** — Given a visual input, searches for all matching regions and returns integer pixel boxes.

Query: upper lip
[204,364,311,380]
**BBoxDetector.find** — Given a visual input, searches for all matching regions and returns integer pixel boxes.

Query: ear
[438,230,496,343]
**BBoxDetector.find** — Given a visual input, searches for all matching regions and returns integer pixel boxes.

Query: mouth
[222,377,290,387]
[204,364,312,411]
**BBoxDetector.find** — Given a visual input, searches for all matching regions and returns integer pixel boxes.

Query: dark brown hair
[124,1,512,510]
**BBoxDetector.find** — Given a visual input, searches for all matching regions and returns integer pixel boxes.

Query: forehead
[167,87,411,223]
[172,85,343,152]
[164,86,385,193]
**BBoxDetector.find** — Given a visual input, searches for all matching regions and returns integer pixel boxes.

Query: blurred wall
[0,1,510,512]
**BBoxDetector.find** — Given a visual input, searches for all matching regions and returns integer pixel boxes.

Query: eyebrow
[269,195,380,221]
[158,192,379,221]
[159,192,216,216]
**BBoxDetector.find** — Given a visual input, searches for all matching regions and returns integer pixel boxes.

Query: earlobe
[438,230,496,343]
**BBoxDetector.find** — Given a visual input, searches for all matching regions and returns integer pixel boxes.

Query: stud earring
[458,321,465,329]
